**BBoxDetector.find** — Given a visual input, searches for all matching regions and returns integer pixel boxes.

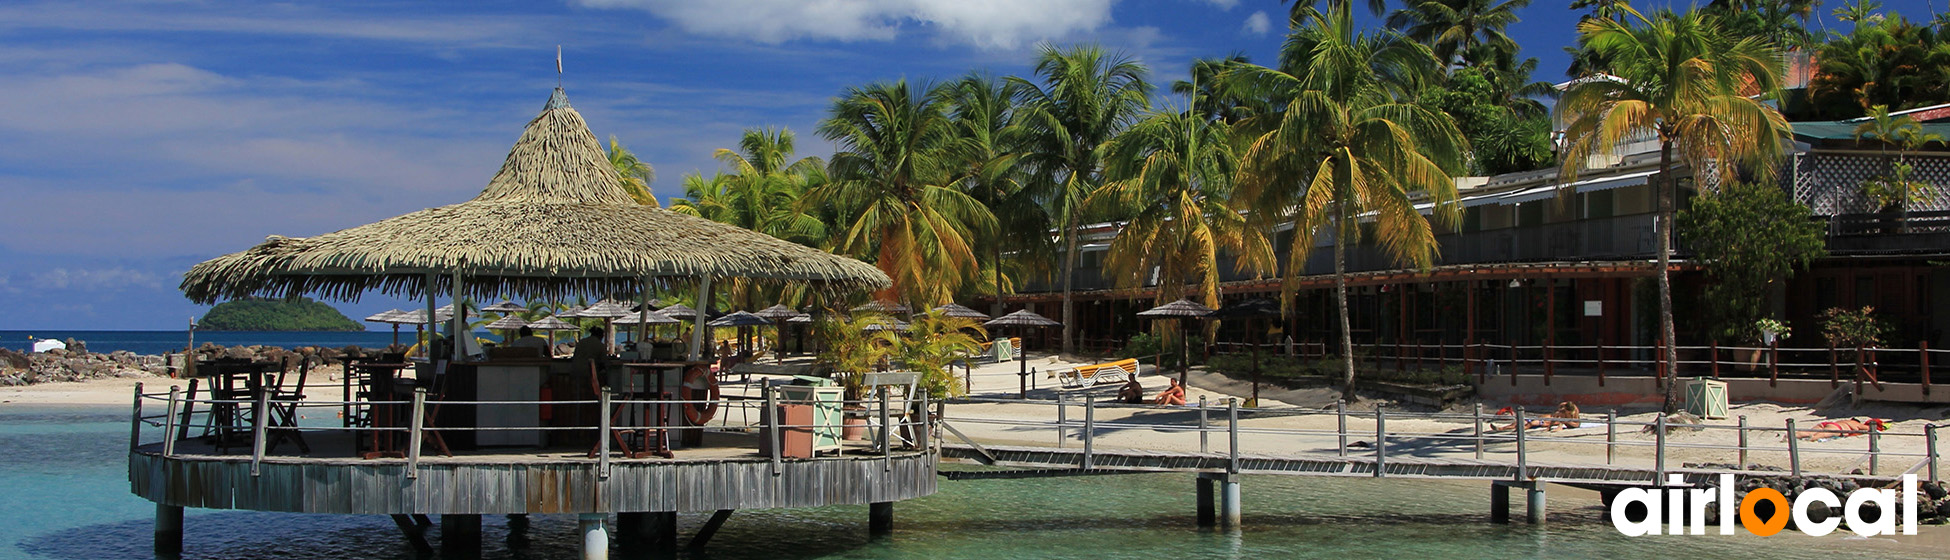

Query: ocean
[0,330,471,356]
[1,404,1940,559]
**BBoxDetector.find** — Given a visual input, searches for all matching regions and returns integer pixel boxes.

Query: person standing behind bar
[573,326,609,363]
[508,326,549,353]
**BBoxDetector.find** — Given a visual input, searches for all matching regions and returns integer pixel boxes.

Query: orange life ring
[680,364,720,425]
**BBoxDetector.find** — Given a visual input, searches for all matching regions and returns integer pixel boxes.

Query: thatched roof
[984,309,1061,328]
[578,300,633,319]
[706,311,773,327]
[527,316,580,331]
[851,300,910,315]
[482,301,526,313]
[656,303,700,320]
[181,88,889,304]
[930,303,989,320]
[483,315,531,330]
[615,309,678,325]
[753,304,807,320]
[365,309,407,323]
[1211,298,1280,319]
[1136,298,1214,319]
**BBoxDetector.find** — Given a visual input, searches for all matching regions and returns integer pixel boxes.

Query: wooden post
[1336,399,1348,457]
[878,390,891,458]
[1082,394,1095,470]
[1654,414,1666,484]
[1830,344,1840,388]
[1374,407,1387,478]
[1710,340,1719,379]
[1869,425,1881,475]
[1397,286,1407,373]
[1509,343,1518,387]
[407,388,425,478]
[155,504,183,555]
[1597,337,1608,387]
[1055,393,1066,448]
[1928,424,1940,484]
[1466,282,1477,379]
[765,385,781,476]
[1654,337,1665,390]
[1514,408,1527,480]
[1473,402,1484,460]
[250,384,268,476]
[1545,280,1555,385]
[1606,410,1617,465]
[598,390,612,478]
[1769,339,1781,387]
[1737,415,1749,468]
[1923,341,1933,396]
[1787,418,1801,478]
[1227,398,1240,474]
[129,383,145,453]
[1198,395,1209,454]
[162,386,180,458]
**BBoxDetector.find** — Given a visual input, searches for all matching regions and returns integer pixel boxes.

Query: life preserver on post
[680,364,719,425]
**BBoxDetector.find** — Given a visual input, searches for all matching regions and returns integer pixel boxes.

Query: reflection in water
[1,406,1935,560]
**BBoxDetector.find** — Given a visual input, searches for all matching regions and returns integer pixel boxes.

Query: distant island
[198,297,364,331]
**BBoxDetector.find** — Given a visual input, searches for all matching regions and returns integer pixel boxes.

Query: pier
[933,394,1941,528]
[127,381,935,558]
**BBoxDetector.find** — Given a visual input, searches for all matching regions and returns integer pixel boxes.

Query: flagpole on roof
[556,45,563,88]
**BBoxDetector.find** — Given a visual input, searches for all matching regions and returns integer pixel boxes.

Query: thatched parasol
[527,315,579,346]
[366,309,408,346]
[1212,297,1281,404]
[181,87,889,363]
[482,300,526,314]
[852,300,910,316]
[753,304,810,362]
[656,303,700,319]
[707,311,773,356]
[483,314,530,342]
[861,318,910,332]
[614,309,678,325]
[983,309,1061,398]
[931,303,990,320]
[1138,298,1214,387]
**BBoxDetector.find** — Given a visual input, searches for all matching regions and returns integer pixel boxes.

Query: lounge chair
[1052,358,1140,388]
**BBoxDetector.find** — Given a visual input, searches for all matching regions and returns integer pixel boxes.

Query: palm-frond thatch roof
[527,316,580,331]
[483,315,531,330]
[706,311,773,328]
[181,88,889,304]
[1136,298,1214,319]
[984,310,1061,328]
[930,303,990,320]
[615,309,679,325]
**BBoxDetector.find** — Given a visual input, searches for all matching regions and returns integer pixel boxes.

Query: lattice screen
[1791,152,1950,215]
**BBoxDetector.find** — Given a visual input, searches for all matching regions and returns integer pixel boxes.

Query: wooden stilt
[689,509,735,550]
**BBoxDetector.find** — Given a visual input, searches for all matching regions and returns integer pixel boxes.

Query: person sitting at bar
[507,326,549,352]
[1118,376,1145,404]
[1152,378,1186,406]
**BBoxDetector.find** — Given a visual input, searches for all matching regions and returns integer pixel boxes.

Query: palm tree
[1227,1,1466,401]
[811,80,998,307]
[670,129,830,310]
[1385,0,1535,67]
[1556,6,1794,412]
[1093,108,1273,314]
[1172,54,1266,124]
[1808,11,1950,119]
[940,73,1039,314]
[1011,45,1152,355]
[1853,105,1947,213]
[606,136,658,206]
[902,309,989,398]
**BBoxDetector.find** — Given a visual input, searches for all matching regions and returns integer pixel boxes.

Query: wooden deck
[130,430,937,515]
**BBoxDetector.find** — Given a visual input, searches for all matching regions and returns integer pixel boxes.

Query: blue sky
[0,0,1719,330]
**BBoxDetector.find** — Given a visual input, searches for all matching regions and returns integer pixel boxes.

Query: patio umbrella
[482,300,526,314]
[931,303,990,320]
[1137,298,1215,387]
[754,304,809,362]
[708,311,774,356]
[652,303,704,355]
[852,300,910,316]
[527,315,580,346]
[984,309,1062,398]
[365,309,408,346]
[614,308,678,345]
[579,299,634,353]
[483,314,530,342]
[1212,297,1282,405]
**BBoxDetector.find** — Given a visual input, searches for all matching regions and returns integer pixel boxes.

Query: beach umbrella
[984,309,1062,398]
[365,309,409,346]
[527,316,579,346]
[655,303,700,319]
[708,311,773,356]
[1137,298,1215,387]
[860,317,910,332]
[482,300,526,316]
[931,303,990,320]
[852,300,910,316]
[614,308,678,344]
[483,314,530,343]
[577,300,635,353]
[1212,297,1282,405]
[755,304,809,362]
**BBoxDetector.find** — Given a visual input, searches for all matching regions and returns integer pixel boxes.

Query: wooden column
[1545,279,1555,385]
[1466,281,1477,380]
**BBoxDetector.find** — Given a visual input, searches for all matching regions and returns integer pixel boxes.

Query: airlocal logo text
[1611,474,1918,537]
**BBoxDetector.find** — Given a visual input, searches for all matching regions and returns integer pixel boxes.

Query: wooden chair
[266,357,312,454]
[413,360,453,457]
[863,372,920,451]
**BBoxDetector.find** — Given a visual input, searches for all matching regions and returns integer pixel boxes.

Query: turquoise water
[0,405,1937,559]
[0,331,406,355]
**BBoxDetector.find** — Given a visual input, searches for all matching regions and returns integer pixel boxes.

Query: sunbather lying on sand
[1489,402,1581,432]
[1794,418,1886,440]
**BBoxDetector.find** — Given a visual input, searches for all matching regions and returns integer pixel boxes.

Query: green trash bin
[1685,378,1729,419]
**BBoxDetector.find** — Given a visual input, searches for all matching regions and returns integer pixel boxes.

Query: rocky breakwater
[0,338,168,386]
[186,342,407,370]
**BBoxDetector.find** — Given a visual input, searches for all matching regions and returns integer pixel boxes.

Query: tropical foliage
[606,136,658,206]
[200,297,363,331]
[1557,5,1793,411]
[1808,5,1950,120]
[1676,182,1826,344]
[1853,105,1947,212]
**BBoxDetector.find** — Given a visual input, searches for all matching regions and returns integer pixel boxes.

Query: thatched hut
[181,88,889,360]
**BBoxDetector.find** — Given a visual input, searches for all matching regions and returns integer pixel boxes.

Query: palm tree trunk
[1061,216,1080,356]
[1335,201,1357,402]
[1657,139,1679,414]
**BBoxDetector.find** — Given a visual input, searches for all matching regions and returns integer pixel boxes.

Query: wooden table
[197,360,276,450]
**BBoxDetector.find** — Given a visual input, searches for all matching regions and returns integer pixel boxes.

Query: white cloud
[1203,0,1240,10]
[1242,11,1271,35]
[30,267,162,291]
[0,2,539,47]
[573,0,1117,49]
